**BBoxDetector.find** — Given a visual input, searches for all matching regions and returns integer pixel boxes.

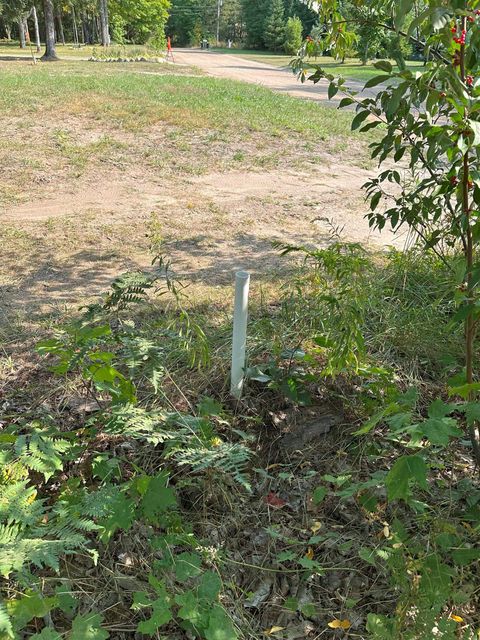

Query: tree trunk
[92,15,99,43]
[41,0,58,60]
[82,14,90,44]
[98,0,110,46]
[459,15,480,471]
[72,5,80,47]
[5,25,12,40]
[18,19,26,48]
[32,5,41,53]
[56,8,65,45]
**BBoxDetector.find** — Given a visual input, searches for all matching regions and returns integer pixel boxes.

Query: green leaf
[135,582,172,635]
[7,592,56,631]
[99,494,136,544]
[198,571,222,602]
[31,630,62,640]
[328,82,338,99]
[69,613,109,640]
[137,599,172,635]
[205,605,238,640]
[364,75,391,89]
[358,547,377,566]
[142,472,177,524]
[419,554,453,608]
[464,402,480,425]
[354,402,399,435]
[449,382,480,399]
[198,397,223,417]
[373,60,393,73]
[312,486,327,504]
[55,584,77,616]
[338,97,355,108]
[370,191,382,211]
[174,552,203,582]
[284,596,299,611]
[351,110,370,131]
[419,417,463,446]
[469,120,480,147]
[451,548,480,566]
[385,455,428,502]
[175,590,204,625]
[366,613,395,639]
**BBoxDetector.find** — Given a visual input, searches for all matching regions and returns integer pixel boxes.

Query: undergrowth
[0,245,478,639]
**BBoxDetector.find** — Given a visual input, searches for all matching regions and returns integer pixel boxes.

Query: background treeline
[167,0,422,60]
[0,0,170,49]
[0,0,423,61]
[168,0,317,51]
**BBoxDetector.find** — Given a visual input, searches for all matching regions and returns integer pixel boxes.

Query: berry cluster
[453,28,467,45]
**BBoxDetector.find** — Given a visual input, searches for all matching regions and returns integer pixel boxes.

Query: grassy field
[0,39,156,59]
[214,47,424,81]
[0,57,376,348]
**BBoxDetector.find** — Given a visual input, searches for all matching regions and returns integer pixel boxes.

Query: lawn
[214,47,424,82]
[0,39,155,59]
[0,58,375,347]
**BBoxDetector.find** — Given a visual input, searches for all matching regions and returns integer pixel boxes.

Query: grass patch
[0,60,359,138]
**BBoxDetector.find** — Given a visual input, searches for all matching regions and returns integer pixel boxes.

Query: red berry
[450,176,459,186]
[467,75,474,87]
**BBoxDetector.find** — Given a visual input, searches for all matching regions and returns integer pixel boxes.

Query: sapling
[296,0,480,468]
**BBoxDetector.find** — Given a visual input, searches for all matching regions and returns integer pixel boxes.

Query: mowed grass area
[214,47,424,81]
[0,58,367,204]
[0,39,155,59]
[0,60,359,135]
[0,58,373,347]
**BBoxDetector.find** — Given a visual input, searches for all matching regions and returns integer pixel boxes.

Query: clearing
[0,57,401,344]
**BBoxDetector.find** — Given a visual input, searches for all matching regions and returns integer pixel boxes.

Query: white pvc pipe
[231,271,250,400]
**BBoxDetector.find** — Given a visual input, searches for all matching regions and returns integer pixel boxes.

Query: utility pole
[216,0,223,47]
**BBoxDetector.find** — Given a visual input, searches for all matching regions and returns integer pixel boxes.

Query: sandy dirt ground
[0,57,402,330]
[174,49,371,105]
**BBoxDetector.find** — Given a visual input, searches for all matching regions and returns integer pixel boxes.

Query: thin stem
[459,15,480,469]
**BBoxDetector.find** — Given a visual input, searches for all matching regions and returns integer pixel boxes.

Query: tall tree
[167,0,216,46]
[111,0,170,45]
[56,4,65,44]
[98,0,110,46]
[284,14,302,54]
[31,4,41,52]
[18,16,27,47]
[264,0,285,51]
[3,0,29,47]
[241,0,269,48]
[41,0,58,59]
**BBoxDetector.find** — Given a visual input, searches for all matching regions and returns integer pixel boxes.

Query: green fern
[0,600,13,639]
[103,405,251,488]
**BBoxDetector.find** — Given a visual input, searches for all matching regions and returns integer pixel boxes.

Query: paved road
[174,49,372,106]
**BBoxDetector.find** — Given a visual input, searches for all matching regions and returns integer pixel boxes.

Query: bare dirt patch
[0,65,402,340]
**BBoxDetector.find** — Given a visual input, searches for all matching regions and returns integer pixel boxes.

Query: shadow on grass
[0,228,329,339]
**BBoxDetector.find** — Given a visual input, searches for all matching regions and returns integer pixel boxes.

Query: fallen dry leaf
[310,521,322,534]
[327,619,351,630]
[305,547,314,560]
[264,626,286,635]
[265,492,287,508]
[450,614,464,623]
